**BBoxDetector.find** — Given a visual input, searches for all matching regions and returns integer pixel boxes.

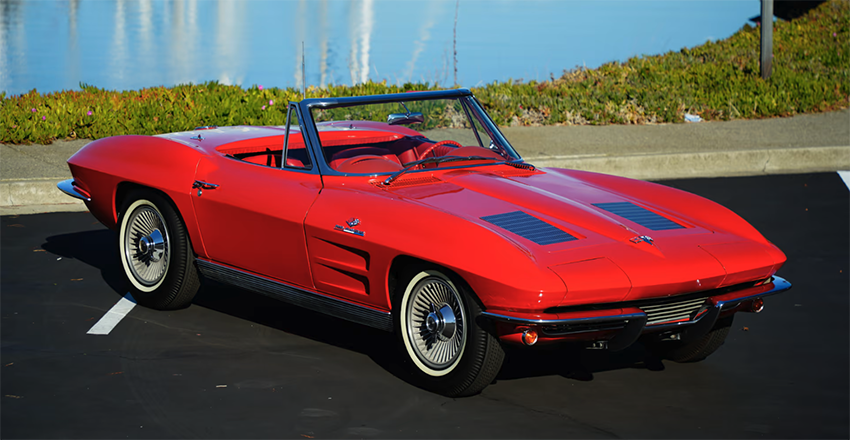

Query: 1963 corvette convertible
[59,89,790,396]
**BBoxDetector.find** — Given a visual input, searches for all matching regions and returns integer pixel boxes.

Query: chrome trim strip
[483,276,791,331]
[717,276,791,310]
[334,225,365,236]
[484,276,791,350]
[195,259,392,332]
[480,311,647,327]
[57,179,91,202]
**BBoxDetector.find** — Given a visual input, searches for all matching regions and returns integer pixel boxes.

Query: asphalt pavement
[1,110,848,214]
[1,173,848,439]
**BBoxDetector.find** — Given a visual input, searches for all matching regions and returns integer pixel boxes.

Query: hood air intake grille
[481,211,577,245]
[593,202,683,231]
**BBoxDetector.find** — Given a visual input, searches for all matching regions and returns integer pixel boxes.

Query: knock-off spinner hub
[426,303,457,341]
[138,229,165,262]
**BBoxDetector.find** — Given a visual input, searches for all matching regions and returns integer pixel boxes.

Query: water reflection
[109,0,126,84]
[0,0,758,96]
[355,0,374,85]
[215,0,241,86]
[406,2,440,83]
[0,0,26,93]
[318,0,328,88]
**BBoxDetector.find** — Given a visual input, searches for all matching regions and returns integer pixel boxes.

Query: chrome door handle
[192,180,219,190]
[193,180,219,197]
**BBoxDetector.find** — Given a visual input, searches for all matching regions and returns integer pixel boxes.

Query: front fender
[304,181,566,312]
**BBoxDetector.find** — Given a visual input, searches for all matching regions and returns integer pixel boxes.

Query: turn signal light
[751,298,764,313]
[522,329,538,346]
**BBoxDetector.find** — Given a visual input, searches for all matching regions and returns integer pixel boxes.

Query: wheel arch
[114,182,205,257]
[387,255,485,311]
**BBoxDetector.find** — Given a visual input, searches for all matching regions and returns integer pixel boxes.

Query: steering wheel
[418,139,462,160]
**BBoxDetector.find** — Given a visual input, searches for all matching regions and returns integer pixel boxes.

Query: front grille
[641,297,707,326]
[593,202,684,231]
[481,211,577,246]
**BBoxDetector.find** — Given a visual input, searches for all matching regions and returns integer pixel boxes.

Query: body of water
[0,0,760,95]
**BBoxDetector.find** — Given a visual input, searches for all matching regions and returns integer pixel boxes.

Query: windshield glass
[308,96,520,174]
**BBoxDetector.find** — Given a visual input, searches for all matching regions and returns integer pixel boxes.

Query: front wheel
[395,266,504,397]
[118,189,199,310]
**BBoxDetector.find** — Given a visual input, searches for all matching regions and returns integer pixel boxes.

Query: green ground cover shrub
[1,0,846,144]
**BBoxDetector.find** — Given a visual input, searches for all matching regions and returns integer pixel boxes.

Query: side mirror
[387,112,424,125]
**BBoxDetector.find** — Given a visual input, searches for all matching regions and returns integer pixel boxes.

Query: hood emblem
[630,235,655,246]
[335,218,364,237]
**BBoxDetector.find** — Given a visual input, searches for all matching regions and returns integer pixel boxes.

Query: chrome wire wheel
[404,274,466,373]
[117,190,200,310]
[122,203,170,289]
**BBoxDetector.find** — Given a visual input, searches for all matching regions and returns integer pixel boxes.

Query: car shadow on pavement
[41,229,130,299]
[191,282,417,386]
[497,343,666,384]
[194,283,669,389]
[37,229,419,388]
[38,229,670,391]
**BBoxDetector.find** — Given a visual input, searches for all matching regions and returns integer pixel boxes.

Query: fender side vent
[481,211,577,246]
[593,202,684,230]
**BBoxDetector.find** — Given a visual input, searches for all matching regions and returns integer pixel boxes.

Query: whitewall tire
[118,189,199,310]
[395,265,505,397]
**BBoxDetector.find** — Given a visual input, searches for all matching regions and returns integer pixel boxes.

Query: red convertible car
[59,89,790,396]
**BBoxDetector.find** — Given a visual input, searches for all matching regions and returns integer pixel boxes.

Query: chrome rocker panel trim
[57,179,91,202]
[480,311,647,327]
[195,259,392,332]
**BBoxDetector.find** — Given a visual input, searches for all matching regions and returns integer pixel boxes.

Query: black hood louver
[481,211,577,245]
[593,202,683,231]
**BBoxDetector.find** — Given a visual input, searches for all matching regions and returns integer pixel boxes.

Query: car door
[191,105,321,289]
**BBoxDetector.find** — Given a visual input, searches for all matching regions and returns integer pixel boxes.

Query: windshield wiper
[383,156,534,186]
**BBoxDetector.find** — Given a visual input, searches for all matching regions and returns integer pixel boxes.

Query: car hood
[383,166,781,304]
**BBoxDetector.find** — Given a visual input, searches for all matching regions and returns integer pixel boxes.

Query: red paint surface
[66,122,787,318]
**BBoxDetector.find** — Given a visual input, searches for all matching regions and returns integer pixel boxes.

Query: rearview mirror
[387,112,424,125]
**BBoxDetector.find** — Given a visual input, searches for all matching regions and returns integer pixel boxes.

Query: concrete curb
[1,146,848,215]
[1,179,86,215]
[531,146,850,180]
[1,178,83,205]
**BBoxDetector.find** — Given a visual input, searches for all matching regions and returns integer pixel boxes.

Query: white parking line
[839,171,850,191]
[87,293,137,335]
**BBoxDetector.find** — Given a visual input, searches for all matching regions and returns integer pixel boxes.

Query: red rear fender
[67,135,206,254]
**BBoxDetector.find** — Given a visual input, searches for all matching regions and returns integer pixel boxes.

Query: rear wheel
[647,315,734,363]
[395,266,504,397]
[118,189,199,310]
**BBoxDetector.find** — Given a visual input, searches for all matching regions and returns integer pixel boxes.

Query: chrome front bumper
[482,276,791,350]
[57,179,91,202]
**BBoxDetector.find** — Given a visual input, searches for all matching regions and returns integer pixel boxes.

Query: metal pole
[302,41,307,99]
[760,0,773,79]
